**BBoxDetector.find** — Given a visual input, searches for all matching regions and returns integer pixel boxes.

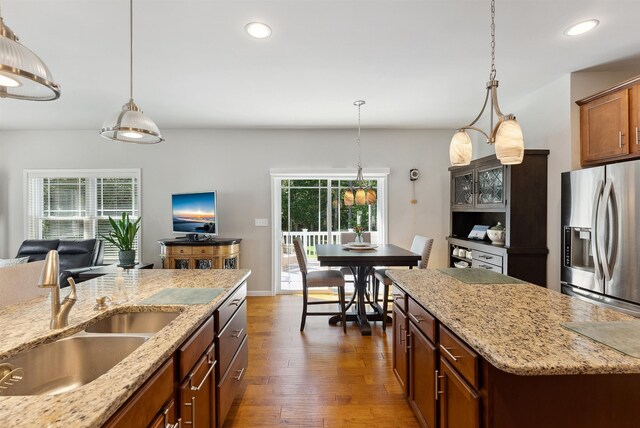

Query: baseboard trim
[247,290,274,297]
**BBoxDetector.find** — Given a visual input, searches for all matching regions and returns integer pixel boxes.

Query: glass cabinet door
[476,166,505,207]
[452,172,474,208]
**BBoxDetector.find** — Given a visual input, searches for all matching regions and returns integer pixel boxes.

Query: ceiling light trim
[564,19,600,36]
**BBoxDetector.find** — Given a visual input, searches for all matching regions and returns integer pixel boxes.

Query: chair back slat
[410,235,434,269]
[293,238,308,275]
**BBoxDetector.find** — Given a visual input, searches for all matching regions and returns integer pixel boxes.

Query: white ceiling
[1,0,640,130]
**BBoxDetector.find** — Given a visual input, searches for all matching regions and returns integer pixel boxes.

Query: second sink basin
[85,311,180,334]
[0,335,147,396]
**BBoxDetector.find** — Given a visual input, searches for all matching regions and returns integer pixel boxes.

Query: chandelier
[0,1,60,100]
[449,0,524,166]
[100,0,163,144]
[344,100,376,206]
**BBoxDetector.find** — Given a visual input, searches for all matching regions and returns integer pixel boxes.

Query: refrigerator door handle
[598,181,614,281]
[591,180,604,282]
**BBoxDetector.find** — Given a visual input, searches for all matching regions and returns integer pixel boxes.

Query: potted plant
[102,212,141,267]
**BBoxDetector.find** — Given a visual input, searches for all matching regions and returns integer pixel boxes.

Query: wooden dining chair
[293,238,347,333]
[373,235,434,331]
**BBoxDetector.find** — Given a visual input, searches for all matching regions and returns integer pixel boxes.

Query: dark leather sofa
[16,239,105,287]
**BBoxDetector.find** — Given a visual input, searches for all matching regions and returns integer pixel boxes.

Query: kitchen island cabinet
[0,269,250,427]
[388,269,640,428]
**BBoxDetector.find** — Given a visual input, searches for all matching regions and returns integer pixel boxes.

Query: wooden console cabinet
[159,238,241,270]
[577,75,640,166]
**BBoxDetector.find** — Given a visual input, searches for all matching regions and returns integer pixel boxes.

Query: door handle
[619,131,623,148]
[597,181,614,281]
[636,127,639,145]
[189,359,216,391]
[591,180,604,282]
[435,369,444,400]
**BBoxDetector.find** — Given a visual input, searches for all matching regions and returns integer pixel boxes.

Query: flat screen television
[172,191,217,236]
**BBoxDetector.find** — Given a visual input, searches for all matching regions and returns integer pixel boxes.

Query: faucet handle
[94,296,112,311]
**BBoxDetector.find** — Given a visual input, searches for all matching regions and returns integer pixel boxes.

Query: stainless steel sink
[0,335,147,396]
[84,311,180,334]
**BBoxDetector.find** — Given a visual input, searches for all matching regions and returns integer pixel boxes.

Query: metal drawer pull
[440,344,462,362]
[229,298,242,307]
[479,254,492,260]
[234,367,245,381]
[636,127,639,145]
[233,328,244,338]
[408,313,423,324]
[480,264,493,270]
[435,369,444,399]
[190,359,216,391]
[166,419,182,428]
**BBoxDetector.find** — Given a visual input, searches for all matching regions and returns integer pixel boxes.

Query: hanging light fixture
[344,100,376,206]
[450,0,524,166]
[100,0,163,144]
[0,1,60,100]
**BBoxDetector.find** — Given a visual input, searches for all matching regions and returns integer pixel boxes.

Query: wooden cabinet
[392,304,409,396]
[577,75,640,166]
[448,150,549,286]
[159,239,241,270]
[107,281,248,428]
[439,358,480,428]
[408,322,438,428]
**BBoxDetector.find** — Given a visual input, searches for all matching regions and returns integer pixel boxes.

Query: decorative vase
[119,250,136,267]
[355,235,364,244]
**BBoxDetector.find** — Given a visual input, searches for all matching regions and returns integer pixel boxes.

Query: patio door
[271,169,389,295]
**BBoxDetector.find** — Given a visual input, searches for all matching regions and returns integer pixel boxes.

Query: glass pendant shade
[355,188,366,206]
[495,119,524,165]
[0,18,60,100]
[343,189,354,206]
[366,189,377,205]
[100,100,163,144]
[449,131,472,166]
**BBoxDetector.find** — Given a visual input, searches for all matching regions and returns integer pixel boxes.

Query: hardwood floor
[223,294,420,427]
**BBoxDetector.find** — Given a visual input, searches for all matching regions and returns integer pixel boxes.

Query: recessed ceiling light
[564,19,600,36]
[245,22,272,39]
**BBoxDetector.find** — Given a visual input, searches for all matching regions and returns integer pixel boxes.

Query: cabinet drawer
[217,335,249,428]
[439,326,480,389]
[215,282,247,333]
[105,356,175,428]
[471,250,502,267]
[217,299,247,378]
[392,285,407,313]
[472,259,502,273]
[408,298,436,343]
[193,246,213,255]
[179,316,214,380]
[170,246,193,256]
[179,346,215,428]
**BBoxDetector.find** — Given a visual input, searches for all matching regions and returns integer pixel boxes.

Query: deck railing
[282,229,378,257]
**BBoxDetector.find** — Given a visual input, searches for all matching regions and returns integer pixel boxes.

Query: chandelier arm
[459,125,491,142]
[464,86,491,129]
[490,84,506,119]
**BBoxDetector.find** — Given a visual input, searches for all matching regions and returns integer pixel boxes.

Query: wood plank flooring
[223,294,420,427]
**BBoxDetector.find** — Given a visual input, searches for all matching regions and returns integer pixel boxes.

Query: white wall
[0,128,451,294]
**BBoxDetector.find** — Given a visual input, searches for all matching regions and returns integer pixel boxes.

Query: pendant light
[344,100,376,206]
[450,0,524,166]
[100,0,163,144]
[0,1,60,100]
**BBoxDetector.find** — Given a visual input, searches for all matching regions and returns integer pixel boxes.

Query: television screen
[172,192,217,235]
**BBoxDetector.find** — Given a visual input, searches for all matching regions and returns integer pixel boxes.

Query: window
[25,169,141,263]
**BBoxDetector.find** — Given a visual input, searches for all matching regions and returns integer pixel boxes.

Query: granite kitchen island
[387,269,640,428]
[0,268,250,427]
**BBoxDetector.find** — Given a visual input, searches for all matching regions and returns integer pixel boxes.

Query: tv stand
[159,238,241,270]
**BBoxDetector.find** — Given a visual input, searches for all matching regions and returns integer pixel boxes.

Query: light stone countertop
[0,268,251,427]
[387,269,640,376]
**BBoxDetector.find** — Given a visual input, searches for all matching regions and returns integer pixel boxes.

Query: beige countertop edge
[0,269,251,427]
[387,269,640,376]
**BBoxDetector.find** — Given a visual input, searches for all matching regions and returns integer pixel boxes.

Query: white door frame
[270,168,390,296]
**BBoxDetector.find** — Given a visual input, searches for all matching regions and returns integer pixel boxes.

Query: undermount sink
[84,311,180,334]
[0,335,147,396]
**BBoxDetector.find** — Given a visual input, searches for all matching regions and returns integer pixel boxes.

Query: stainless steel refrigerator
[561,161,640,316]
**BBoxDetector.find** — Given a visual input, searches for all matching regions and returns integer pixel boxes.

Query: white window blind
[25,169,141,263]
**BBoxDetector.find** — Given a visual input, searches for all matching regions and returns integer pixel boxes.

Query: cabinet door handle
[234,367,246,381]
[190,359,216,391]
[619,131,623,148]
[166,418,182,428]
[233,328,244,338]
[636,127,639,145]
[435,369,444,400]
[408,313,423,324]
[184,396,196,427]
[405,331,411,351]
[399,325,405,343]
[440,344,462,362]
